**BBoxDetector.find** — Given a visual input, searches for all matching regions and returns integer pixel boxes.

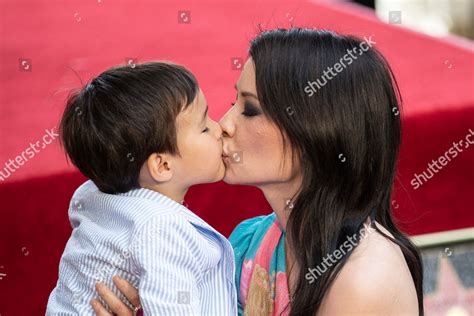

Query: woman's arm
[91,276,141,316]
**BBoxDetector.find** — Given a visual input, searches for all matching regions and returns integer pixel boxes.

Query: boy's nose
[214,121,223,139]
[218,113,234,138]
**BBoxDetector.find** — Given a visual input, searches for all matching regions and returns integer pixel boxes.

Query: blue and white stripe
[46,180,237,315]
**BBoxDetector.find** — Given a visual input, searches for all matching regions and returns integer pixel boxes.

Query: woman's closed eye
[230,101,261,117]
[242,101,260,117]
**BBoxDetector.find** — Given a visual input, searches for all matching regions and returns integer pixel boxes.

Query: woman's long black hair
[248,28,423,315]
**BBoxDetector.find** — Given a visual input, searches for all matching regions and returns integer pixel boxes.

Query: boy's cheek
[184,140,221,171]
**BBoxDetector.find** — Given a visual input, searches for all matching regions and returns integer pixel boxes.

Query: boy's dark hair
[59,61,198,194]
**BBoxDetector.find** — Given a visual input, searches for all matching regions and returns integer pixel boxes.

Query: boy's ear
[145,153,174,183]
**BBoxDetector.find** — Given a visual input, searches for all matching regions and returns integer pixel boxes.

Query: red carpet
[0,0,473,314]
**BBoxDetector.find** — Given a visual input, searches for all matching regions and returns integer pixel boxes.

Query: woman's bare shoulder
[317,221,419,316]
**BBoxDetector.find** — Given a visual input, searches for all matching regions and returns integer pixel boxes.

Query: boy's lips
[221,151,232,163]
[222,147,230,158]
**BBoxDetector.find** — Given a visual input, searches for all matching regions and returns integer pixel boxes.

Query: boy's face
[172,89,225,186]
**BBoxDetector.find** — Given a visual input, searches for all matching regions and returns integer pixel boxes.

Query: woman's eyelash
[242,102,260,117]
[231,101,260,117]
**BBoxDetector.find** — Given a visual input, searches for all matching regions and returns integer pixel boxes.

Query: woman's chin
[222,159,248,184]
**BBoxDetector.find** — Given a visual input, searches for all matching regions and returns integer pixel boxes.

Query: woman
[91,28,423,315]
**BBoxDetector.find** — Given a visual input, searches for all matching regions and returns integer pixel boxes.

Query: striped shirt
[46,180,237,315]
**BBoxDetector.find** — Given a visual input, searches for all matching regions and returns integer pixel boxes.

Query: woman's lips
[221,153,230,163]
[222,147,232,162]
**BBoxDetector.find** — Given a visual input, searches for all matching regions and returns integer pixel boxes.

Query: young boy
[46,62,236,315]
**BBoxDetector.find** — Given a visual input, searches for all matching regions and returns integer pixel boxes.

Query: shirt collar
[118,186,185,212]
[118,185,218,233]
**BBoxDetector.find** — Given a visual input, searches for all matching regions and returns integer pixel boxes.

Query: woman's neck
[258,173,303,231]
[259,175,303,298]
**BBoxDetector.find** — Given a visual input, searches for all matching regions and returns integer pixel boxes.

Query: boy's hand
[91,275,142,316]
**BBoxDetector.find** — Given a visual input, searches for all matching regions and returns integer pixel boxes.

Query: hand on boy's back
[92,275,141,316]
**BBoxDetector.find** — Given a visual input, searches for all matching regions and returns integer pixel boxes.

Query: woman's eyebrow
[234,84,258,100]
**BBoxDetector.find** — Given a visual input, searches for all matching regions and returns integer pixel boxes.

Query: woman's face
[219,58,300,186]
